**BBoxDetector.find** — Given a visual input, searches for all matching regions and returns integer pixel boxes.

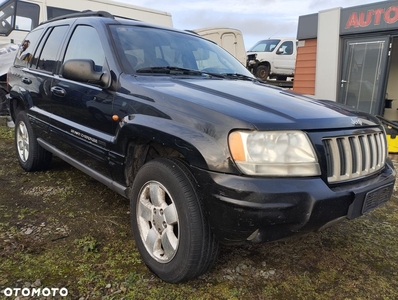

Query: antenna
[268,27,285,39]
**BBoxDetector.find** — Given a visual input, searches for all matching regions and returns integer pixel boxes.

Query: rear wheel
[130,158,219,283]
[0,89,7,116]
[256,64,269,81]
[15,111,52,171]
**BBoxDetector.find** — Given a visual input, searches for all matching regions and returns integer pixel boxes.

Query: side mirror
[276,48,284,54]
[62,59,110,87]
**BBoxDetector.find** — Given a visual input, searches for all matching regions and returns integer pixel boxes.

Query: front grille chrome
[323,131,386,183]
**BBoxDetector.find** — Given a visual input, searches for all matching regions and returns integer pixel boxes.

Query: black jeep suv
[6,11,396,283]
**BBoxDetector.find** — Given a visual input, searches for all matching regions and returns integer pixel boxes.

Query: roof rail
[41,10,114,25]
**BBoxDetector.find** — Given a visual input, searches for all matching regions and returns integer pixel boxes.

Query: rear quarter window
[14,28,43,67]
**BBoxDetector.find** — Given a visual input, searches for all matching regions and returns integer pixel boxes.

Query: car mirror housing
[62,59,110,87]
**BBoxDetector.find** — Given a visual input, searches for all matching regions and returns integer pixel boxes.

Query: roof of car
[37,10,202,42]
[40,10,115,25]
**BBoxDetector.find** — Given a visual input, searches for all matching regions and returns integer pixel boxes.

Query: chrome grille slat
[369,134,377,171]
[323,131,386,183]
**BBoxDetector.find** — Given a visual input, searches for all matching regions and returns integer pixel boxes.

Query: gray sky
[119,0,380,49]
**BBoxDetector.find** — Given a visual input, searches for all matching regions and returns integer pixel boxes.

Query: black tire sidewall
[256,65,269,81]
[0,89,8,114]
[130,158,204,282]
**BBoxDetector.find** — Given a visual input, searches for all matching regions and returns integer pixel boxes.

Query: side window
[64,25,105,72]
[14,28,43,67]
[15,1,40,31]
[0,0,39,35]
[278,41,294,55]
[0,0,15,35]
[47,6,77,20]
[37,26,69,73]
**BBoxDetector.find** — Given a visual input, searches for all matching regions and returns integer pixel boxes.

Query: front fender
[115,114,238,173]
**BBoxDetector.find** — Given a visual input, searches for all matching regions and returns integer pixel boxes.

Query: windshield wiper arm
[136,66,204,75]
[221,73,257,81]
[136,66,226,78]
[136,66,171,74]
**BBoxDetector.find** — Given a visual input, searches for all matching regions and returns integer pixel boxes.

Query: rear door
[15,25,69,139]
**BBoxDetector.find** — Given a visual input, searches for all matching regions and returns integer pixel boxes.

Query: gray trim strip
[37,138,129,198]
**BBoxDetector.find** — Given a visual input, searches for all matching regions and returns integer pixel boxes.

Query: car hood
[128,76,380,131]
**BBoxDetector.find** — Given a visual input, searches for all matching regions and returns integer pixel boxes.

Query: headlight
[228,130,321,176]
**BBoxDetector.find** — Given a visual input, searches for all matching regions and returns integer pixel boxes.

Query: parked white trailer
[194,27,246,65]
[0,0,173,113]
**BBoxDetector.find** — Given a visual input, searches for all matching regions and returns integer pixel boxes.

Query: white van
[194,27,246,65]
[0,0,172,47]
[0,0,173,113]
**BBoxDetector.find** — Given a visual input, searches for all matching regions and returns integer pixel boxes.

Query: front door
[339,36,390,115]
[48,24,114,177]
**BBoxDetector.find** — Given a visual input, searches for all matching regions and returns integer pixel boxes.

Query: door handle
[22,77,32,84]
[50,86,66,97]
[341,79,348,87]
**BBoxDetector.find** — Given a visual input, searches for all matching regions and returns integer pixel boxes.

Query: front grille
[323,131,386,183]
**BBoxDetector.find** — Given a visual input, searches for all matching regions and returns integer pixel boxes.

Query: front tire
[15,111,52,171]
[130,158,219,283]
[256,64,269,81]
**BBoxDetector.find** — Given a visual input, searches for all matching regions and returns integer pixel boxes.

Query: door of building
[339,36,390,115]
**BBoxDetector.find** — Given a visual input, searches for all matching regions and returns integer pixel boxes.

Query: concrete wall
[314,8,341,101]
[385,37,398,121]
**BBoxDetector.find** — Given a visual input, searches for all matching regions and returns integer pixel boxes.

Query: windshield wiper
[136,66,226,78]
[221,73,257,81]
[136,66,201,75]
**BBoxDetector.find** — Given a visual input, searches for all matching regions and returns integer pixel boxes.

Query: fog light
[246,229,259,241]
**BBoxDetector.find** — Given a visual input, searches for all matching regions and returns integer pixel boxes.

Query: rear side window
[14,28,43,67]
[36,25,68,73]
[63,25,105,72]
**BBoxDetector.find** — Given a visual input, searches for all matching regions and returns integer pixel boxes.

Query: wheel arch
[7,86,32,122]
[258,60,270,68]
[115,115,233,186]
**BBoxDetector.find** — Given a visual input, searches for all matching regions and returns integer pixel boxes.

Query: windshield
[110,25,254,78]
[248,39,281,52]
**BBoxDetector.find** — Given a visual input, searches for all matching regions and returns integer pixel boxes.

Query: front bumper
[246,58,259,75]
[192,160,395,244]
